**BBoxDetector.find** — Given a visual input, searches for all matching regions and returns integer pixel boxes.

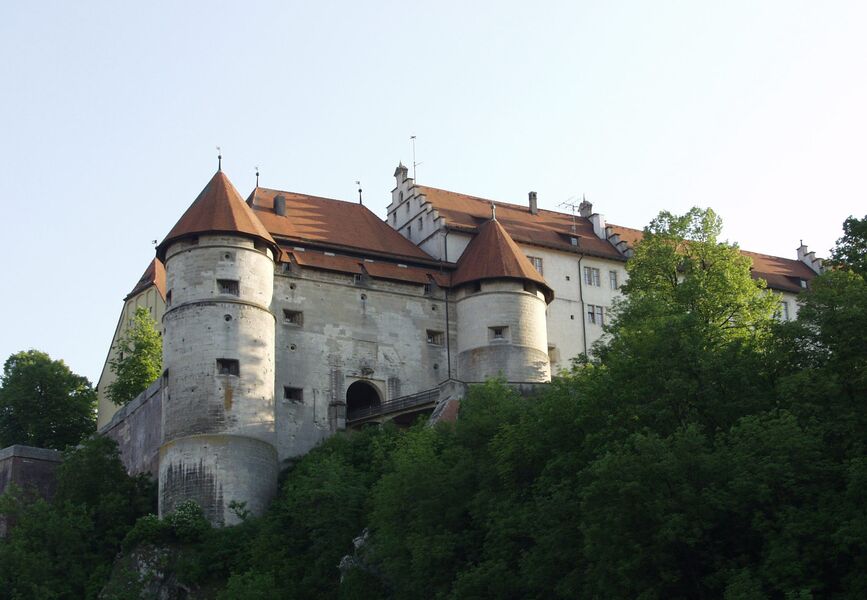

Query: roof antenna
[491,203,497,221]
[255,166,259,187]
[410,135,421,182]
[356,180,363,205]
[216,146,222,172]
[558,197,580,233]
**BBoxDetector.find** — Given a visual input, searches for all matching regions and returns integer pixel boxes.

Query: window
[283,386,303,402]
[527,256,543,275]
[776,301,790,321]
[418,217,423,229]
[217,279,239,295]
[609,270,619,289]
[471,281,482,293]
[584,267,601,286]
[489,326,508,340]
[166,290,172,306]
[405,201,410,213]
[216,359,239,376]
[587,304,604,325]
[283,309,303,325]
[570,237,578,246]
[399,191,404,202]
[426,330,444,345]
[407,225,412,237]
[423,283,433,295]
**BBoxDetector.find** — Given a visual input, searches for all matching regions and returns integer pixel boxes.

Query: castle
[96,163,824,526]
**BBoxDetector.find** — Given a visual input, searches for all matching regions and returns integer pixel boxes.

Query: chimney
[528,191,538,215]
[578,199,593,218]
[274,194,286,216]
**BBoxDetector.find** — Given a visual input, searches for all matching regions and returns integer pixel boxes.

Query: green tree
[829,214,867,276]
[0,435,156,599]
[593,207,779,435]
[0,349,96,450]
[107,306,162,405]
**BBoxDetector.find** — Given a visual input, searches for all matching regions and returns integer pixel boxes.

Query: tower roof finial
[217,146,222,172]
[491,203,497,221]
[255,165,259,187]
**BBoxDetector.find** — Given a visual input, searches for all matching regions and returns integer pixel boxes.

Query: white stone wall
[160,234,277,523]
[272,266,456,459]
[455,280,550,382]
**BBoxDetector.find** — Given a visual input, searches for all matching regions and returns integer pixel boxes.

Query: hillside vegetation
[1,210,865,599]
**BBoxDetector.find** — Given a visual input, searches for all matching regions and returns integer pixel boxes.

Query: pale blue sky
[1,1,865,383]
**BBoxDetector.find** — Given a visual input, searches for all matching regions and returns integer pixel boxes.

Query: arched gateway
[346,380,382,421]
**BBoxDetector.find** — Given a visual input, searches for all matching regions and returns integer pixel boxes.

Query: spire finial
[255,166,259,187]
[491,203,497,221]
[216,146,222,171]
[356,180,363,205]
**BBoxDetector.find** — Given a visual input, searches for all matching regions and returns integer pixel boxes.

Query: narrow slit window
[217,279,239,296]
[216,359,239,376]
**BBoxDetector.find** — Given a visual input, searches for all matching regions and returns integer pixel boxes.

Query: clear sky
[1,1,865,384]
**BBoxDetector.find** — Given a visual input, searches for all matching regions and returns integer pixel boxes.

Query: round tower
[453,215,553,383]
[156,171,280,526]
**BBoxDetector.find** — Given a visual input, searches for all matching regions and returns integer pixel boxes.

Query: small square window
[283,309,303,326]
[283,386,303,402]
[423,283,433,295]
[353,274,364,285]
[471,282,482,294]
[489,326,508,340]
[217,279,239,295]
[216,359,239,376]
[426,330,444,345]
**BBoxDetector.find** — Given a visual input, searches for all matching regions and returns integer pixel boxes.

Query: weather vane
[216,146,222,171]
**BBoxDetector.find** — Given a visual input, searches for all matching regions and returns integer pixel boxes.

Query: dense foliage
[3,208,865,598]
[0,436,156,599]
[0,349,96,449]
[107,306,162,406]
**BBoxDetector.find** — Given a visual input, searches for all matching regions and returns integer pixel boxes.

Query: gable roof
[452,218,553,302]
[156,171,278,261]
[248,187,433,261]
[125,258,166,301]
[419,184,818,294]
[417,185,624,260]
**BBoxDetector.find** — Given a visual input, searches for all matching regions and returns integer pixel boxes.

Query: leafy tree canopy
[829,214,867,276]
[0,349,96,450]
[107,306,162,406]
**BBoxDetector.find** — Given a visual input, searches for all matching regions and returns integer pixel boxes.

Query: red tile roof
[742,250,817,293]
[417,186,624,260]
[421,185,817,294]
[249,188,433,261]
[156,171,278,261]
[287,249,451,287]
[125,258,166,301]
[452,218,553,302]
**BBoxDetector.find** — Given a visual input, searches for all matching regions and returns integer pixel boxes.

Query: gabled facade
[98,164,823,525]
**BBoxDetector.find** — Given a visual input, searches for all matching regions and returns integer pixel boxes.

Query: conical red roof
[156,171,278,260]
[452,218,553,302]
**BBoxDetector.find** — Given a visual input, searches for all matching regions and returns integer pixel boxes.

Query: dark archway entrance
[346,380,381,421]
